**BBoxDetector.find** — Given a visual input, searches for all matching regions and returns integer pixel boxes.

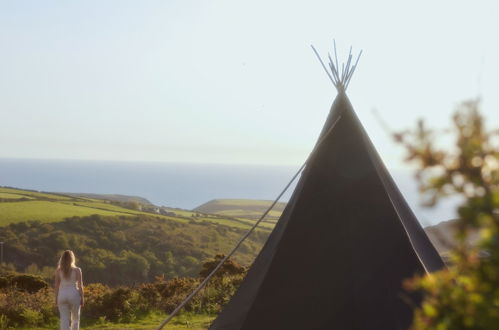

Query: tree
[394,99,499,329]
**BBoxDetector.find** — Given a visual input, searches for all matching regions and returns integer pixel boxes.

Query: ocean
[0,158,458,226]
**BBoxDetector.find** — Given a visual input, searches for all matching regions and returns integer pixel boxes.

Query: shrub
[0,272,48,293]
[0,287,56,328]
[83,283,112,320]
[11,274,48,293]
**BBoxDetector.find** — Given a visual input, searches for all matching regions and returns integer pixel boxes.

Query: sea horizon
[0,157,459,226]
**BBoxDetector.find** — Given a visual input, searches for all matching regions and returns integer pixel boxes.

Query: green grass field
[21,313,215,330]
[0,187,277,232]
[61,201,177,218]
[83,313,215,330]
[213,209,281,220]
[194,199,285,221]
[0,200,130,225]
[0,192,35,199]
[163,207,198,217]
[193,216,275,230]
[0,187,180,226]
[161,208,270,228]
[0,187,72,200]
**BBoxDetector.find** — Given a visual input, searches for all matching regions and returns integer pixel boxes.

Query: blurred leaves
[394,99,499,329]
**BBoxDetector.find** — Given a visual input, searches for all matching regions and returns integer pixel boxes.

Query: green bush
[0,287,56,328]
[19,308,43,327]
[0,272,48,293]
[11,274,48,293]
[100,288,140,322]
[82,283,112,320]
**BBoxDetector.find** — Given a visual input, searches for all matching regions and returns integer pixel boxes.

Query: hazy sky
[1,0,498,167]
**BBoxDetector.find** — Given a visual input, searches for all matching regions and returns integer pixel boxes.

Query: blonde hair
[58,250,76,279]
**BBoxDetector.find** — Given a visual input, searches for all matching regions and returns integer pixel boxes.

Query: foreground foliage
[0,257,245,329]
[395,99,499,329]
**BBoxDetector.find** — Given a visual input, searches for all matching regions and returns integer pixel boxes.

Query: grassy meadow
[0,192,35,199]
[78,313,215,330]
[83,313,215,330]
[0,187,150,225]
[0,187,279,230]
[17,313,215,330]
[0,200,131,225]
[194,199,285,223]
[0,187,72,200]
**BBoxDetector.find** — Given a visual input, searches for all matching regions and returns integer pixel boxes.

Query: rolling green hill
[0,187,273,286]
[0,187,277,231]
[0,185,458,289]
[64,192,152,205]
[0,187,72,200]
[0,200,131,224]
[0,214,270,285]
[0,187,172,226]
[193,199,286,222]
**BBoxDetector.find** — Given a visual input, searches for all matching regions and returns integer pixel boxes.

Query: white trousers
[58,287,81,330]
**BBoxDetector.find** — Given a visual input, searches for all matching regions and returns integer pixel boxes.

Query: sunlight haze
[1,0,498,167]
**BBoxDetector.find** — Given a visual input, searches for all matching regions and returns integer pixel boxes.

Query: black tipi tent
[209,48,445,330]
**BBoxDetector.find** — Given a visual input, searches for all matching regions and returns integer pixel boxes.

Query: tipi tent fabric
[209,92,445,330]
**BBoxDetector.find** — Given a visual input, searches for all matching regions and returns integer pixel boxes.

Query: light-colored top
[59,267,79,289]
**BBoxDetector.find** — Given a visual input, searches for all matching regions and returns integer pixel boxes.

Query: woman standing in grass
[54,250,84,330]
